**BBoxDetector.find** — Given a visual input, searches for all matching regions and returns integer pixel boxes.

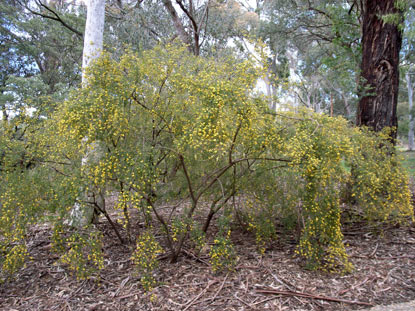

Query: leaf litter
[1,210,415,311]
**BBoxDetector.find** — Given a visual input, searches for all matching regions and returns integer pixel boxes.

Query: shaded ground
[1,216,415,311]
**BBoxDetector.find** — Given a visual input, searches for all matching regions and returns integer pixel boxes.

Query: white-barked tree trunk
[406,72,414,151]
[69,0,106,227]
[82,0,106,84]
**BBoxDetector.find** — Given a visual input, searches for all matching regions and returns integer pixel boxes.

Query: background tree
[405,71,414,150]
[1,0,84,120]
[82,0,106,83]
[74,0,107,226]
[356,0,404,142]
[161,0,208,55]
[104,0,175,54]
[399,6,415,148]
[259,0,361,116]
[161,0,257,56]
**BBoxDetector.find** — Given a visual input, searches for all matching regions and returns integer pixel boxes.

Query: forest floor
[1,210,415,311]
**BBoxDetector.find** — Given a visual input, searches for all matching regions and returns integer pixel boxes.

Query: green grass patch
[399,150,415,178]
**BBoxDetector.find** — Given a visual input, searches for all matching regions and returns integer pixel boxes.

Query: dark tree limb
[93,201,125,245]
[19,0,83,37]
[256,288,373,306]
[161,0,193,52]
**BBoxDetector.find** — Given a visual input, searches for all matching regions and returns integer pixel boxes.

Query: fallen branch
[183,280,217,311]
[116,291,143,300]
[267,268,298,292]
[210,274,228,302]
[338,277,371,296]
[234,293,253,309]
[182,248,211,266]
[256,288,373,306]
[351,255,415,260]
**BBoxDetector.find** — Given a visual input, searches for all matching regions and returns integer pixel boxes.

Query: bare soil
[1,213,415,311]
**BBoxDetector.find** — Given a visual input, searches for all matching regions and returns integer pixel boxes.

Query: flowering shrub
[210,235,237,273]
[290,113,354,272]
[131,230,163,290]
[58,230,104,280]
[1,244,30,278]
[210,211,237,272]
[0,44,413,282]
[243,196,277,255]
[350,128,413,224]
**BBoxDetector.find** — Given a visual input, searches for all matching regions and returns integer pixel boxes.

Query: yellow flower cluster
[1,244,30,278]
[131,230,163,290]
[209,234,237,273]
[244,196,276,255]
[58,231,104,280]
[350,128,413,224]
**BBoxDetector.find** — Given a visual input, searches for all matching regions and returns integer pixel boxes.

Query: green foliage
[243,196,277,255]
[350,129,413,223]
[210,235,237,273]
[1,44,413,282]
[56,230,104,280]
[171,217,188,243]
[0,114,57,280]
[284,112,354,272]
[0,243,30,279]
[131,230,163,290]
[210,211,237,273]
[189,223,206,252]
[259,0,361,117]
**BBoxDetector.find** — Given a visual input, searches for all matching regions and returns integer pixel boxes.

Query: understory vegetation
[0,45,413,289]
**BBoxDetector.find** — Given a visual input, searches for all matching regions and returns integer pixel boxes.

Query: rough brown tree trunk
[357,0,403,143]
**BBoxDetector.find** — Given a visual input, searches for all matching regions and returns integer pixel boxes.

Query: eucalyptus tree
[259,0,361,116]
[356,0,404,142]
[400,6,415,149]
[160,0,258,56]
[73,0,107,226]
[406,71,414,150]
[261,0,408,142]
[104,0,175,54]
[82,0,106,83]
[1,0,84,120]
